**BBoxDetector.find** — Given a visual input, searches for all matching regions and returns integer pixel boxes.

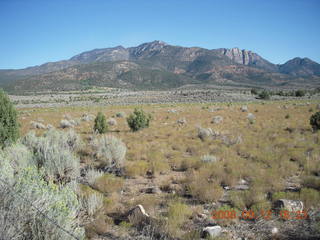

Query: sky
[0,0,319,69]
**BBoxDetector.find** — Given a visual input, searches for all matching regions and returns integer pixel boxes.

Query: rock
[177,117,187,125]
[211,116,223,124]
[46,124,54,129]
[127,205,150,225]
[235,179,250,190]
[241,105,248,112]
[30,121,46,129]
[202,225,222,238]
[210,107,224,112]
[116,112,126,118]
[168,109,177,113]
[197,127,214,140]
[273,199,304,212]
[247,113,255,123]
[60,119,74,128]
[69,119,79,126]
[107,118,117,126]
[140,186,161,194]
[81,113,94,121]
[271,227,279,235]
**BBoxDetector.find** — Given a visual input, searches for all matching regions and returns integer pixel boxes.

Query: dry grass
[17,100,320,238]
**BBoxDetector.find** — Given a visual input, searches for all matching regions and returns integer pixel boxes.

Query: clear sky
[0,0,319,69]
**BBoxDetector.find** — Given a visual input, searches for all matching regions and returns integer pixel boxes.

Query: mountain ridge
[1,41,319,92]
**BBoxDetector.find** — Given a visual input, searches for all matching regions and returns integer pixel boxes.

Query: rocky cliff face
[218,47,279,72]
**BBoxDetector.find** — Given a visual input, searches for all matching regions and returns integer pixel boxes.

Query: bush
[22,129,81,183]
[94,112,108,134]
[0,89,19,148]
[258,90,270,100]
[91,135,126,171]
[167,201,192,238]
[93,173,124,195]
[4,143,35,171]
[295,90,305,97]
[127,108,152,132]
[251,88,258,95]
[0,166,84,240]
[310,112,320,131]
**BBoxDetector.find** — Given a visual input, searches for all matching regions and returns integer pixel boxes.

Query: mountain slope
[1,41,319,92]
[279,57,320,77]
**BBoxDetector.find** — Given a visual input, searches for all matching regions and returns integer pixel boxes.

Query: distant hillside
[1,41,319,93]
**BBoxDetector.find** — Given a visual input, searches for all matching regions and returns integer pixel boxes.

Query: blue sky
[0,0,319,69]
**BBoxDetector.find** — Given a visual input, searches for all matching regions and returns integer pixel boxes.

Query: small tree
[258,90,270,100]
[0,89,19,148]
[94,112,108,134]
[310,112,320,131]
[127,108,152,132]
[251,88,258,95]
[295,90,305,97]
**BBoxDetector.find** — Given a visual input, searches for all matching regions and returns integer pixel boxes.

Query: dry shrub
[166,200,192,238]
[230,188,265,210]
[125,160,149,177]
[93,173,124,195]
[185,169,223,203]
[91,135,126,170]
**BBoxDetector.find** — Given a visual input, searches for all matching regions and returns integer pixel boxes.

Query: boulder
[273,199,303,212]
[127,205,150,225]
[202,225,222,238]
[177,117,187,125]
[211,116,223,124]
[241,105,248,112]
[107,118,117,126]
[30,121,46,129]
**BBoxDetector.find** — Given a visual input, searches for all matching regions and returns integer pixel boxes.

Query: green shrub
[258,90,270,100]
[251,88,258,95]
[0,89,19,148]
[127,108,152,132]
[295,90,305,97]
[310,112,320,131]
[94,112,108,134]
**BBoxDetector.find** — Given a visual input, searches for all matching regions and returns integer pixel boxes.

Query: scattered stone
[168,109,177,113]
[46,124,54,129]
[60,119,74,128]
[116,112,126,118]
[273,199,304,212]
[81,113,94,121]
[107,118,117,126]
[30,121,46,129]
[140,186,161,194]
[271,227,279,235]
[241,105,248,112]
[221,134,242,146]
[211,116,223,124]
[235,179,250,190]
[177,117,187,125]
[127,205,150,225]
[210,107,224,112]
[247,113,255,122]
[202,225,222,238]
